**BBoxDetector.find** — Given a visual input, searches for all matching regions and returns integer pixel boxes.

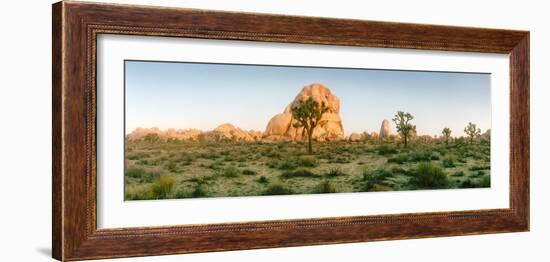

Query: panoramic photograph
[124,60,491,200]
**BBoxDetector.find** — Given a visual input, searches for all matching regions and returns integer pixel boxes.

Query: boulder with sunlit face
[263,83,345,141]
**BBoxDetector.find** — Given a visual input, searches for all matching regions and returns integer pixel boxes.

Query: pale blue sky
[125,60,491,137]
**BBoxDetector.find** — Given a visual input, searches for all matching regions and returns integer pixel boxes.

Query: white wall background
[0,0,546,261]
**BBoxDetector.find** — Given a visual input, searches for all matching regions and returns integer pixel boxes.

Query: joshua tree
[392,111,415,148]
[464,122,481,144]
[442,127,452,145]
[291,97,329,154]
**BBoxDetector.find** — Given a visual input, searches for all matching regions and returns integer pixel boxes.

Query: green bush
[460,175,490,188]
[125,166,146,178]
[257,176,269,184]
[451,171,465,177]
[469,165,490,171]
[297,156,319,167]
[479,175,491,187]
[242,169,257,175]
[442,158,456,168]
[409,151,432,162]
[388,154,408,164]
[413,162,449,189]
[221,166,240,178]
[191,184,207,198]
[280,169,319,179]
[361,168,393,191]
[325,168,345,178]
[263,183,293,195]
[125,167,160,183]
[316,180,338,193]
[150,175,176,199]
[376,145,398,155]
[165,162,178,173]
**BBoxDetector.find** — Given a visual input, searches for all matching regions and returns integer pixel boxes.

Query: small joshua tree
[392,111,415,148]
[464,122,481,144]
[291,97,329,154]
[442,127,452,145]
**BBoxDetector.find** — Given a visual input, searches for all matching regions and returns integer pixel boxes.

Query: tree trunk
[404,135,408,148]
[307,129,313,154]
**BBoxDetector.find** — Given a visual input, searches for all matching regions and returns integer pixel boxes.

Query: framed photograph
[52,1,529,261]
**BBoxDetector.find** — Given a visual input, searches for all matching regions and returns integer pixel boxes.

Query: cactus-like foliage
[392,111,415,147]
[464,122,481,144]
[291,97,329,153]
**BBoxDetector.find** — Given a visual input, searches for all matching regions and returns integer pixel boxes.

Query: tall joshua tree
[442,127,452,145]
[392,111,415,148]
[291,97,329,154]
[464,122,481,144]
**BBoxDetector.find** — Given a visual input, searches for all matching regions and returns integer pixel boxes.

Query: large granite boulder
[263,83,344,141]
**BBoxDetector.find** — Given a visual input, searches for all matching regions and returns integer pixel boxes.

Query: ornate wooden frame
[52,1,529,261]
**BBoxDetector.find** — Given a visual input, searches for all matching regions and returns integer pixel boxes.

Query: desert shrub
[223,156,236,162]
[390,166,411,176]
[165,162,178,173]
[125,166,146,179]
[409,151,432,162]
[460,179,476,188]
[388,154,408,164]
[451,171,465,177]
[280,169,319,179]
[150,175,176,199]
[242,169,257,175]
[221,166,240,178]
[460,175,490,188]
[332,157,351,164]
[412,162,449,189]
[479,175,491,187]
[125,167,160,183]
[361,168,393,191]
[325,168,345,178]
[190,184,207,198]
[257,176,269,184]
[442,158,456,168]
[127,151,151,160]
[125,185,153,200]
[277,159,298,170]
[266,160,279,169]
[471,170,485,177]
[469,165,490,171]
[315,180,338,193]
[207,161,225,170]
[376,145,398,155]
[263,183,293,195]
[297,156,319,167]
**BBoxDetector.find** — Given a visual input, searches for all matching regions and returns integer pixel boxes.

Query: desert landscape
[124,83,491,200]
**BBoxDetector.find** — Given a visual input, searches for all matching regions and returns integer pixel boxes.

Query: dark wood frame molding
[52,1,530,261]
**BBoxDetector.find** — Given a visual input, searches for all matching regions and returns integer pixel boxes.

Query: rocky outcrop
[379,119,392,139]
[348,133,363,142]
[126,127,203,141]
[127,124,262,142]
[263,83,345,141]
[211,123,260,142]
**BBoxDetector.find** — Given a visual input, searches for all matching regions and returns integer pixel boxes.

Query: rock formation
[127,124,262,142]
[379,119,392,139]
[126,127,203,141]
[348,133,363,142]
[211,123,260,142]
[263,83,345,141]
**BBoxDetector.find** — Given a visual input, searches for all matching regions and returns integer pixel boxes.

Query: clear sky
[125,60,491,137]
